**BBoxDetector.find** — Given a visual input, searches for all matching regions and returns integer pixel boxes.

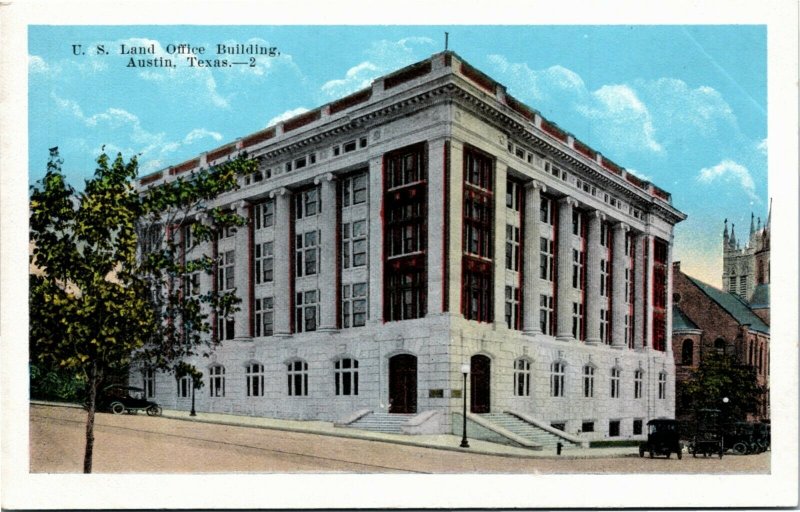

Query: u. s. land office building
[134,51,686,445]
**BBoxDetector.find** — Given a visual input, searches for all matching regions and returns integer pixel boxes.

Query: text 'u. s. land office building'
[134,51,686,445]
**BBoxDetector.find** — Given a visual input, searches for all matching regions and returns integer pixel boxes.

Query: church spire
[750,212,755,236]
[723,218,729,249]
[730,223,737,249]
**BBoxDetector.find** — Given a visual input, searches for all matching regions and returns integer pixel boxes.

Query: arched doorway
[389,354,417,414]
[470,354,491,413]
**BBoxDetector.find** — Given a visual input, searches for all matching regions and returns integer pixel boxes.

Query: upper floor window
[334,358,359,396]
[182,224,193,252]
[209,365,225,397]
[540,196,554,225]
[540,294,554,335]
[540,238,554,281]
[513,358,531,397]
[342,220,367,269]
[254,297,273,337]
[245,362,265,397]
[217,250,235,290]
[505,285,521,330]
[295,187,320,219]
[386,145,425,189]
[572,249,585,289]
[572,302,585,340]
[505,225,520,271]
[463,194,493,258]
[255,241,274,284]
[506,179,521,211]
[600,308,610,344]
[682,339,694,365]
[287,360,309,396]
[464,148,493,191]
[342,173,368,207]
[342,283,367,328]
[296,231,319,277]
[183,270,200,297]
[386,268,426,321]
[463,268,492,323]
[254,200,274,230]
[216,224,236,240]
[295,290,318,333]
[217,315,234,341]
[600,259,610,297]
[387,200,425,257]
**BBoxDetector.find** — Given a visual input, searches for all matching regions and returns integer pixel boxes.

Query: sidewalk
[32,401,638,459]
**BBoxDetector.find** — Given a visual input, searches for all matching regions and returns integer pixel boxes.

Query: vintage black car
[690,408,724,458]
[724,421,770,454]
[639,419,682,459]
[96,385,162,416]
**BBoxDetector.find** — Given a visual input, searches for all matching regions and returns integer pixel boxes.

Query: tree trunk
[83,363,98,474]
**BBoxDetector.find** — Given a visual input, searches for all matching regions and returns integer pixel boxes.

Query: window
[624,268,632,303]
[295,187,321,219]
[254,200,274,230]
[183,271,200,296]
[583,365,595,398]
[682,339,694,365]
[386,268,426,321]
[505,286,521,330]
[334,358,359,396]
[540,294,554,335]
[739,275,747,298]
[581,421,595,433]
[344,140,357,153]
[343,173,367,207]
[246,362,265,397]
[600,309,609,344]
[550,361,565,397]
[177,375,191,398]
[610,368,621,398]
[182,224,193,252]
[217,250,235,290]
[658,372,667,399]
[464,195,493,258]
[255,241,274,284]
[609,420,620,437]
[295,231,320,277]
[572,210,582,236]
[600,259,609,297]
[572,302,584,340]
[386,199,425,257]
[633,419,643,436]
[209,365,225,397]
[539,238,554,281]
[342,220,367,268]
[625,314,633,348]
[217,315,234,340]
[463,268,492,322]
[295,290,318,333]
[540,196,554,225]
[551,422,566,431]
[513,359,531,396]
[342,283,367,328]
[505,224,520,270]
[287,360,308,396]
[254,297,273,337]
[464,148,493,191]
[386,145,425,188]
[634,369,643,399]
[216,225,235,240]
[600,222,610,247]
[572,249,585,289]
[506,179,521,211]
[714,338,726,354]
[143,369,155,399]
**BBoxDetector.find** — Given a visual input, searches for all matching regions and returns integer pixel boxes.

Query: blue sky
[28,25,768,286]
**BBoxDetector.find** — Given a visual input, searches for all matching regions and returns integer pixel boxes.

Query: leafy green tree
[681,351,766,424]
[30,148,156,473]
[134,153,256,379]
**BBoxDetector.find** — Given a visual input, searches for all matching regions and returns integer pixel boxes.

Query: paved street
[30,404,769,474]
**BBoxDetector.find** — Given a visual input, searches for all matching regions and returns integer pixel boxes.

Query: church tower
[722,205,770,316]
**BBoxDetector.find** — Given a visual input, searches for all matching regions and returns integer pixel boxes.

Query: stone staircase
[481,412,579,450]
[345,412,415,434]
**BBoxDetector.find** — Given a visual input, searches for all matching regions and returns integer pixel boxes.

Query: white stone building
[134,51,686,442]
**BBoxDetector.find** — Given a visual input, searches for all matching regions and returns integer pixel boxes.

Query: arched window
[513,359,531,397]
[634,369,643,399]
[209,365,225,397]
[287,360,308,396]
[714,338,726,354]
[177,375,191,399]
[245,362,265,397]
[610,367,621,398]
[582,365,595,398]
[550,361,565,397]
[682,339,694,366]
[334,358,359,396]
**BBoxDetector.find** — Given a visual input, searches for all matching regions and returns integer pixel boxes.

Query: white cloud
[184,128,223,145]
[266,107,310,128]
[321,61,378,98]
[486,55,586,102]
[625,168,652,182]
[51,93,85,119]
[29,55,51,74]
[697,159,759,202]
[757,138,767,155]
[578,84,663,153]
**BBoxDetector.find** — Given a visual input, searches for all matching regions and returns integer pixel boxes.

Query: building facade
[722,210,770,323]
[134,52,686,440]
[672,262,770,421]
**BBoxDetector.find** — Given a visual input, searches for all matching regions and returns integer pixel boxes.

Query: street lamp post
[460,363,470,448]
[190,383,197,417]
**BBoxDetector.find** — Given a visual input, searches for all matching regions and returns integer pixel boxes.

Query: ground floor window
[551,422,566,432]
[581,421,595,433]
[246,362,265,397]
[287,360,309,396]
[550,361,565,397]
[634,369,643,399]
[658,371,667,399]
[633,419,643,436]
[209,365,225,397]
[334,358,359,396]
[609,420,620,437]
[177,375,191,398]
[513,358,531,396]
[143,368,155,399]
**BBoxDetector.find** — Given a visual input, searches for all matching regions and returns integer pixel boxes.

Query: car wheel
[677,449,682,460]
[110,402,125,415]
[639,446,645,458]
[146,405,162,417]
[733,442,747,455]
[649,450,654,459]
[666,452,671,459]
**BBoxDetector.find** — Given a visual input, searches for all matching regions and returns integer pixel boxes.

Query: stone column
[270,187,292,337]
[426,138,446,316]
[665,237,674,355]
[447,141,465,316]
[645,234,655,350]
[233,200,251,340]
[585,211,603,345]
[633,232,645,350]
[367,156,383,324]
[493,165,508,328]
[556,196,577,341]
[522,180,545,335]
[611,222,629,349]
[316,173,338,331]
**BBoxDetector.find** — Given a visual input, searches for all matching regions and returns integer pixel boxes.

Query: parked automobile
[690,408,724,458]
[96,385,162,416]
[639,419,682,459]
[724,421,770,454]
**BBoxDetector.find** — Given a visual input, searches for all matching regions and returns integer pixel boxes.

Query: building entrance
[389,354,417,414]
[470,354,491,413]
